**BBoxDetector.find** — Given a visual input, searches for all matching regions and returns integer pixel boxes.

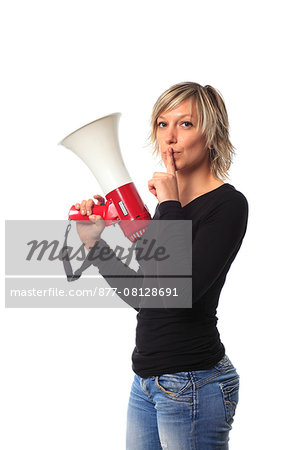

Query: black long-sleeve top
[91,183,249,377]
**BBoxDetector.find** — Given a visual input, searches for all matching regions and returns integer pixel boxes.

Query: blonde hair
[149,81,236,180]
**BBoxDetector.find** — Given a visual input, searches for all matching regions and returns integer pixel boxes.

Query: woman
[75,82,249,449]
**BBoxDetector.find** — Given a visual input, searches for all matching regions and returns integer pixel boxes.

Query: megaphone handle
[68,202,119,223]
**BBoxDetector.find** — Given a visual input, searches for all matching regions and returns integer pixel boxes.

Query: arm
[191,193,248,302]
[157,192,249,307]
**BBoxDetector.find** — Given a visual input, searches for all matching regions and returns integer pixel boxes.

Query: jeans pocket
[220,374,240,425]
[155,372,192,402]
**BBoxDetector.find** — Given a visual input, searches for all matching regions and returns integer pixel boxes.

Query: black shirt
[92,183,249,377]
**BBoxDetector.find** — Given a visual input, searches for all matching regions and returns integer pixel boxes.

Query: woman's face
[156,98,209,172]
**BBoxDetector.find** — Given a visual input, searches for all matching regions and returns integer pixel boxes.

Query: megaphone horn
[59,113,151,242]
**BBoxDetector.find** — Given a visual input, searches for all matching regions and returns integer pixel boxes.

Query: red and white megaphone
[59,113,151,242]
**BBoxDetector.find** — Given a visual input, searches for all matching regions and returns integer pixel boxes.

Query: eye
[157,121,167,128]
[181,121,193,128]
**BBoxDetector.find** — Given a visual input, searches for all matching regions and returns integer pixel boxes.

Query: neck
[176,162,224,207]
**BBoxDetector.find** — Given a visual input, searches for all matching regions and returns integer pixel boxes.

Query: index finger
[166,147,176,174]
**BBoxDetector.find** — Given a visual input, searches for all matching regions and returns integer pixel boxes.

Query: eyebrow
[157,114,193,120]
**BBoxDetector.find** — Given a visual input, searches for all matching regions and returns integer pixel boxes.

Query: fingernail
[89,215,95,219]
[81,210,85,214]
[87,210,90,215]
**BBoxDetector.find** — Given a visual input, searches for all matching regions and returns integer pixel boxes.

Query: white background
[1,0,298,448]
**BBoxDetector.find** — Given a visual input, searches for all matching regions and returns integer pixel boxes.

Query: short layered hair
[149,81,236,180]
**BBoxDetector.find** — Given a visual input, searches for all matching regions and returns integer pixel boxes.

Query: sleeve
[90,238,144,311]
[158,200,185,220]
[157,194,249,305]
[191,192,249,302]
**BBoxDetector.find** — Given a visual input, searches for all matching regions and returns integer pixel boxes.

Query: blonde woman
[75,82,249,449]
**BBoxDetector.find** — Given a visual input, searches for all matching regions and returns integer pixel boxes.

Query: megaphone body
[59,113,151,242]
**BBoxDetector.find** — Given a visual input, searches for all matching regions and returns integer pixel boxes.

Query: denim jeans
[126,354,239,449]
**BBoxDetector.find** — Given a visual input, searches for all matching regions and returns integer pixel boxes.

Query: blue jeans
[126,354,239,449]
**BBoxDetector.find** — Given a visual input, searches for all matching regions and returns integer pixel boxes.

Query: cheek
[193,130,207,146]
[156,129,163,143]
[184,135,205,153]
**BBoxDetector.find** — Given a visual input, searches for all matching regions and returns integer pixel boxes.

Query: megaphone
[59,113,151,242]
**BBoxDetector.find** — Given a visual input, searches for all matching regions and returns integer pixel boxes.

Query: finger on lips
[166,148,176,174]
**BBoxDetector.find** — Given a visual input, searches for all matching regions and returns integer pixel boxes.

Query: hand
[148,147,179,204]
[75,195,106,249]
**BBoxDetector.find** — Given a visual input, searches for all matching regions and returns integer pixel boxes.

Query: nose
[165,124,177,145]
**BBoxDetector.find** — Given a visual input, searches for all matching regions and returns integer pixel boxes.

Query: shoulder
[185,183,248,221]
[218,184,248,211]
[206,183,248,211]
[205,185,249,234]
